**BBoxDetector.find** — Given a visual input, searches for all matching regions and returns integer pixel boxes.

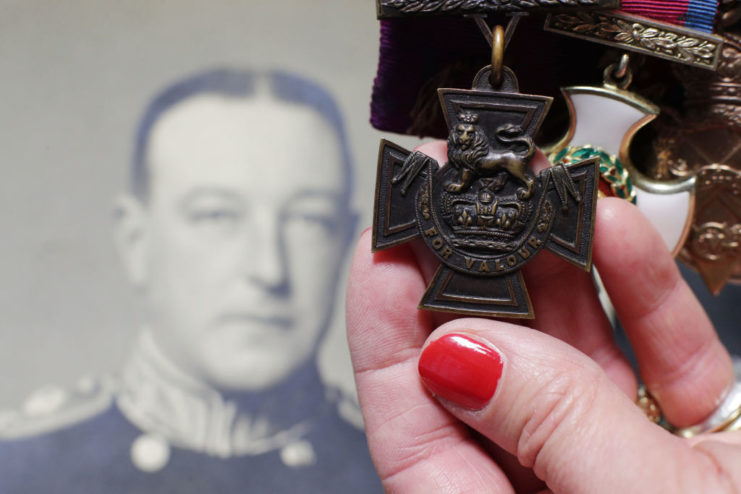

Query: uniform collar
[117,330,328,458]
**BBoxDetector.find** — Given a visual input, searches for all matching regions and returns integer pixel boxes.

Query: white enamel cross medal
[372,66,600,318]
[549,58,694,255]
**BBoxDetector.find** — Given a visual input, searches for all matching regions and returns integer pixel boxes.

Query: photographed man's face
[119,94,350,391]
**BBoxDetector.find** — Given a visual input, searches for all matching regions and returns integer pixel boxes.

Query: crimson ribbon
[370,2,720,135]
[623,0,718,33]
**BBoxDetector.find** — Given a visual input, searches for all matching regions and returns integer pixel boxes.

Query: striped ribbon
[622,0,719,33]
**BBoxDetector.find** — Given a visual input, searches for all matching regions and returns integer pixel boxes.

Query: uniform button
[280,440,316,468]
[75,376,97,394]
[131,433,171,472]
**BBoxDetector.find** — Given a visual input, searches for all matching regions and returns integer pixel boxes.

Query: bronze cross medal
[372,67,600,318]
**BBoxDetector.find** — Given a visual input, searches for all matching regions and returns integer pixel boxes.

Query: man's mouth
[217,312,293,329]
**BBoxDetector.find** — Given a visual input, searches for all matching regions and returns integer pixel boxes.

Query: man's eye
[288,213,338,232]
[189,209,240,224]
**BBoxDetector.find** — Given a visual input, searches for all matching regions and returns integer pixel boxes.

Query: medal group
[370,0,741,317]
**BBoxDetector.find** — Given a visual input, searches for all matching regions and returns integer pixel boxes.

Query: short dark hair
[131,68,353,201]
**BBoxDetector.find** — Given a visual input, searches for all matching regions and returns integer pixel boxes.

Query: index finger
[346,229,514,493]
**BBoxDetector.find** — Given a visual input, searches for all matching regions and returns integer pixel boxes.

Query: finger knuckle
[515,361,601,473]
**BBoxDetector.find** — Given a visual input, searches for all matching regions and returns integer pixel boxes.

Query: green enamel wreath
[550,145,636,204]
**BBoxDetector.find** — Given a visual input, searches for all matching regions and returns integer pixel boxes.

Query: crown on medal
[457,111,479,124]
[441,177,536,252]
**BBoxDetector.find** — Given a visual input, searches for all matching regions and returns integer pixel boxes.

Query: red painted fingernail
[418,333,503,410]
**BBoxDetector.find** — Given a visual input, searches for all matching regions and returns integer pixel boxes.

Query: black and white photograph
[0,2,401,492]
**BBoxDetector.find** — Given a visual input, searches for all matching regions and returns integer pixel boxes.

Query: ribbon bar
[544,10,723,70]
[377,0,621,18]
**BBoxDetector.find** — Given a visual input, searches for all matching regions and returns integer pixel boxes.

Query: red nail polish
[418,333,503,410]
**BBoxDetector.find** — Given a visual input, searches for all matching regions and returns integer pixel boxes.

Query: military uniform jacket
[0,332,382,494]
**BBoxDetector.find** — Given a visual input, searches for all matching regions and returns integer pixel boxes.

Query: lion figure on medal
[446,110,535,200]
[439,110,539,254]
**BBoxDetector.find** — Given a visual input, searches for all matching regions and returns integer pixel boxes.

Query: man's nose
[245,212,289,294]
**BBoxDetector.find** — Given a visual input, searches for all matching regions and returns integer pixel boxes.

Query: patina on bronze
[684,165,741,294]
[377,0,619,18]
[372,66,600,318]
[632,34,741,292]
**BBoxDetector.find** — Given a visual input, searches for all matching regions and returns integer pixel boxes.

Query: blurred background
[0,0,420,408]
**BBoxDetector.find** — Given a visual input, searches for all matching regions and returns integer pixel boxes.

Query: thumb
[417,319,725,494]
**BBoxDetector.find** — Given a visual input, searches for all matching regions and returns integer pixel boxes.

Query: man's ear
[113,194,149,289]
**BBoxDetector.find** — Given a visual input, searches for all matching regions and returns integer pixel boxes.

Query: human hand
[346,142,738,493]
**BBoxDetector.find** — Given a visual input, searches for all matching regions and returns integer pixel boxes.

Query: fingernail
[418,333,503,410]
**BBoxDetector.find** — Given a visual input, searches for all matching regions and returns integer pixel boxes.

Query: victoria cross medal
[372,61,600,318]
